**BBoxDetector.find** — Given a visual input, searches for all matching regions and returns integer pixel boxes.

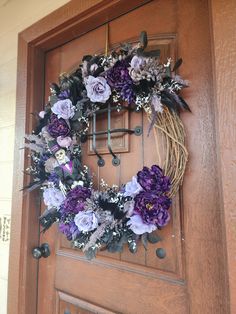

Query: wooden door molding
[8,0,233,313]
[7,1,152,313]
[209,0,236,312]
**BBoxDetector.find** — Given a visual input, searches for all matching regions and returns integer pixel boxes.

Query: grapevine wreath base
[24,32,190,259]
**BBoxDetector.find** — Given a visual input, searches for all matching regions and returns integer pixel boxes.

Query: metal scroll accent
[81,105,142,167]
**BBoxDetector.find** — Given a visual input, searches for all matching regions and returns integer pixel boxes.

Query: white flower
[85,76,111,103]
[39,111,46,118]
[74,210,98,232]
[127,214,157,235]
[124,176,143,197]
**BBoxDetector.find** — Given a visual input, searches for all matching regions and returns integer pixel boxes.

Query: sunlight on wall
[0,0,70,312]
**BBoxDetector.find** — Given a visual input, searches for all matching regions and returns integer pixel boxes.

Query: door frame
[8,0,235,313]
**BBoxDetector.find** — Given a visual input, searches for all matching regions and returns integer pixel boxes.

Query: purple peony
[43,187,65,208]
[137,165,171,194]
[60,186,91,214]
[85,75,111,103]
[134,192,171,227]
[74,210,98,232]
[51,99,75,120]
[106,60,134,104]
[59,221,79,240]
[48,113,70,138]
[127,214,157,235]
[124,176,143,197]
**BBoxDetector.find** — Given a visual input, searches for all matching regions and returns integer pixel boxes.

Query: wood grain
[210,0,236,312]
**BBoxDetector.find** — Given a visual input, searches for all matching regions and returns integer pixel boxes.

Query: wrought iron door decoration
[24,31,190,259]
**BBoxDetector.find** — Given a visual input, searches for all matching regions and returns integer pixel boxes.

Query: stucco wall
[0,1,70,312]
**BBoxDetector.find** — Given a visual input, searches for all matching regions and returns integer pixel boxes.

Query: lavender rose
[130,56,145,70]
[43,187,65,208]
[134,192,171,227]
[51,99,75,120]
[74,210,98,232]
[124,176,143,197]
[48,114,70,138]
[57,136,72,148]
[137,165,171,194]
[85,75,111,103]
[127,214,157,235]
[60,186,91,214]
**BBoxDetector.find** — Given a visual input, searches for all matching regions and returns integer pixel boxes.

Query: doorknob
[32,243,51,259]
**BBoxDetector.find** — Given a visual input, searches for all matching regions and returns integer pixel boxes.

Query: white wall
[0,1,70,312]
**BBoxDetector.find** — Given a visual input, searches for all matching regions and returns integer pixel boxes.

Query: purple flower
[58,90,70,99]
[127,214,157,235]
[43,187,65,208]
[124,176,143,197]
[60,186,91,214]
[51,99,75,120]
[48,114,70,138]
[85,76,111,103]
[59,221,79,240]
[74,210,98,232]
[106,60,134,104]
[134,192,171,227]
[137,165,171,194]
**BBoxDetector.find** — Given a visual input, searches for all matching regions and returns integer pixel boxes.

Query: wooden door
[35,1,226,313]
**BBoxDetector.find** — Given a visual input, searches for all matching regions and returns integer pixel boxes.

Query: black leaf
[98,198,125,219]
[33,110,51,135]
[140,31,148,49]
[39,208,61,232]
[178,96,191,112]
[160,91,179,113]
[172,58,183,72]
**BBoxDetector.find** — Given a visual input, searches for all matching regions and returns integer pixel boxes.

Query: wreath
[24,32,190,259]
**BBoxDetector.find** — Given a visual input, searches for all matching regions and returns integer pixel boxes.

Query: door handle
[32,243,51,259]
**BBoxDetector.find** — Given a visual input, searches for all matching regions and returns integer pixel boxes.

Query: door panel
[37,1,217,313]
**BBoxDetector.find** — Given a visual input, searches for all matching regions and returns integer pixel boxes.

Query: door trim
[8,0,233,313]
